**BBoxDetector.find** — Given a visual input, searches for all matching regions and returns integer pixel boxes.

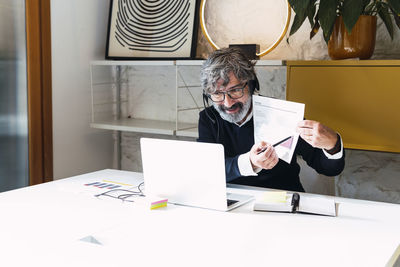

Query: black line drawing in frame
[106,0,200,59]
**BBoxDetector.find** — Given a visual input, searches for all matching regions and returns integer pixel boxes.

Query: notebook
[253,191,337,216]
[140,138,254,211]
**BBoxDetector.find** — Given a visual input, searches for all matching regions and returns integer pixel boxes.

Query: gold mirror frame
[200,0,291,57]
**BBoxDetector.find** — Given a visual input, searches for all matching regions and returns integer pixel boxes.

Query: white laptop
[140,138,254,211]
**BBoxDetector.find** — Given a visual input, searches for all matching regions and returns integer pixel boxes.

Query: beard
[212,96,252,124]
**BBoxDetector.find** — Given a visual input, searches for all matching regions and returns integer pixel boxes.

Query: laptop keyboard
[227,199,239,206]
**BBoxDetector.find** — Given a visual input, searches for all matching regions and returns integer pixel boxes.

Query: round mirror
[200,0,291,57]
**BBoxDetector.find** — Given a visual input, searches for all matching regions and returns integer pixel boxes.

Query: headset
[202,76,260,142]
[247,76,260,95]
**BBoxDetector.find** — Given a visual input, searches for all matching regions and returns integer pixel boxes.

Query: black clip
[291,193,300,213]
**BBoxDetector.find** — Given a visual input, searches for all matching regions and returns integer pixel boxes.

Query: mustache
[220,102,243,112]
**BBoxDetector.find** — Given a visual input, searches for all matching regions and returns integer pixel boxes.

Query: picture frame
[105,0,200,60]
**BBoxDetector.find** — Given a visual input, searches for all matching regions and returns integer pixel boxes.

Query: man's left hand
[296,120,338,151]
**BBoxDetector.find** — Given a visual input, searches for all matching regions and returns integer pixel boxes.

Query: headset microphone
[202,92,216,124]
[248,76,260,94]
[202,91,220,142]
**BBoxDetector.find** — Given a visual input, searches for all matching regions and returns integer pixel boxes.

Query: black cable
[202,93,220,142]
[94,182,145,202]
[202,93,215,124]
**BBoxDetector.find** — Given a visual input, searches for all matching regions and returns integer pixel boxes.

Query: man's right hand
[249,141,279,171]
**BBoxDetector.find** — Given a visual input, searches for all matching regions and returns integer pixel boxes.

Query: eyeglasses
[208,82,247,103]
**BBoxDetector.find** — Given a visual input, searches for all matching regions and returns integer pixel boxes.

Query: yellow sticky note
[150,198,168,210]
[261,191,287,203]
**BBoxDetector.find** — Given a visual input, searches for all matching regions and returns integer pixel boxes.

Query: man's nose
[223,94,235,107]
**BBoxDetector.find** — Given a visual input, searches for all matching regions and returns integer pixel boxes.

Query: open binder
[253,191,337,217]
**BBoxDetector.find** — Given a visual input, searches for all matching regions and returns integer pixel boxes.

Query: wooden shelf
[90,60,175,66]
[90,118,197,137]
[91,59,285,66]
[176,127,198,138]
[175,59,285,66]
[255,60,286,66]
[175,60,204,65]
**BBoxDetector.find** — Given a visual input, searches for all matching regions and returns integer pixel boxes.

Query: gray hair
[200,47,256,94]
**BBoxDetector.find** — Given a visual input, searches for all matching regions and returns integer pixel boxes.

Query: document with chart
[253,95,305,163]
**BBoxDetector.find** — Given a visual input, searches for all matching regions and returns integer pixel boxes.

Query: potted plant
[288,0,400,59]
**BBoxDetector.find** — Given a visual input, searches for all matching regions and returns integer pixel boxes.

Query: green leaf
[288,0,311,15]
[390,6,400,30]
[387,0,400,14]
[342,0,367,33]
[288,0,311,36]
[289,12,308,36]
[378,4,394,40]
[319,0,339,43]
[310,14,321,39]
[307,0,317,27]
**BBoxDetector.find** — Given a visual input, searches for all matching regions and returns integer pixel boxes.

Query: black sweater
[197,107,345,192]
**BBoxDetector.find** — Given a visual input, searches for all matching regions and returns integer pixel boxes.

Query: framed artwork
[105,0,200,60]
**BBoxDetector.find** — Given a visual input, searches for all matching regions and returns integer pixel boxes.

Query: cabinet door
[287,63,400,153]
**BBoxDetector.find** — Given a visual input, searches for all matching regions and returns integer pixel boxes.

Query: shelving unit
[90,60,286,138]
[90,59,286,169]
[90,60,199,138]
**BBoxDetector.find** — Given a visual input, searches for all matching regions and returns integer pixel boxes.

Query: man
[198,47,345,192]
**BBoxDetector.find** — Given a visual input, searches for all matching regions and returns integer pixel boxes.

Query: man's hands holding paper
[297,120,338,151]
[250,141,279,171]
[248,120,339,172]
[252,96,340,171]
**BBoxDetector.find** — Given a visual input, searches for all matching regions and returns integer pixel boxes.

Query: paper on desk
[298,194,336,216]
[57,177,140,196]
[253,95,305,163]
[253,191,292,213]
[261,191,287,203]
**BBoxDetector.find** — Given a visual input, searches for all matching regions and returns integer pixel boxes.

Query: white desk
[0,169,399,267]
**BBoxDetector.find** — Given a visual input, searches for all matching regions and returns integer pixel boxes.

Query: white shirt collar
[234,109,253,127]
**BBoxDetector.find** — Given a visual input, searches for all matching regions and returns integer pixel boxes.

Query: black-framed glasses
[94,182,145,202]
[208,82,247,103]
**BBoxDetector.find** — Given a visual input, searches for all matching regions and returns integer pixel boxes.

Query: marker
[257,136,292,155]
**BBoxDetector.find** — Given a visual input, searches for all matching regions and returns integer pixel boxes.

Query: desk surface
[0,169,399,267]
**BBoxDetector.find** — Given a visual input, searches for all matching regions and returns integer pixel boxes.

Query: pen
[257,136,292,155]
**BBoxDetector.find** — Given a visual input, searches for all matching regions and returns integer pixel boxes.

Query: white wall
[51,0,113,179]
[197,1,400,60]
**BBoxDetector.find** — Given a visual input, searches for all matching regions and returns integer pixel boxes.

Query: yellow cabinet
[286,60,400,153]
